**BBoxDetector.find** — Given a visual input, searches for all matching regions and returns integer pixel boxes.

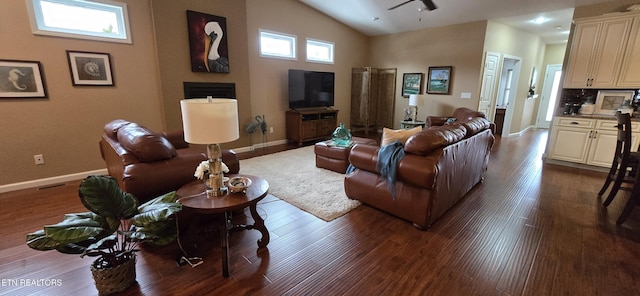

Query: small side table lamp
[409,94,425,122]
[180,97,239,197]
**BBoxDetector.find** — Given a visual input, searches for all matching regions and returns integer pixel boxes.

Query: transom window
[306,38,334,64]
[259,30,297,60]
[26,0,132,44]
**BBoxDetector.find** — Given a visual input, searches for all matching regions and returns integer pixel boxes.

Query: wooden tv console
[286,109,339,146]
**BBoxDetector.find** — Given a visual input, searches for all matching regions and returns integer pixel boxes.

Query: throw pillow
[381,126,422,146]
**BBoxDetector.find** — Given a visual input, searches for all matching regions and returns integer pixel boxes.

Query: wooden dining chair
[598,112,639,208]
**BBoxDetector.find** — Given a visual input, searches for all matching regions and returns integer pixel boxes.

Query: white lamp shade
[180,98,239,144]
[409,94,424,106]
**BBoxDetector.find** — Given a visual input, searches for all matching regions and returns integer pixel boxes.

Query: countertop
[555,113,640,121]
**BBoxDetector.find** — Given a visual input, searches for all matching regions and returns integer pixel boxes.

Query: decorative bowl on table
[227,176,252,193]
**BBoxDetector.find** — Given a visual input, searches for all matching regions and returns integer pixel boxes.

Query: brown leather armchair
[99,119,239,202]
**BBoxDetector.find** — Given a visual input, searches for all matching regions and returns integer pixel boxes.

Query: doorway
[535,64,563,129]
[497,55,522,137]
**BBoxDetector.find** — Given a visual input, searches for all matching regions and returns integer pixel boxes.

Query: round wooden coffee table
[176,174,269,277]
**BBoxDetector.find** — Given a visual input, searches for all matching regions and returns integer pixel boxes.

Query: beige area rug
[239,145,360,221]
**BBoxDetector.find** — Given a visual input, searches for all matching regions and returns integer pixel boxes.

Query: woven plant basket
[90,255,137,295]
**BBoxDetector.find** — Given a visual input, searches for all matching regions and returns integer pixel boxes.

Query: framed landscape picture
[427,66,452,94]
[402,73,423,97]
[0,59,47,98]
[66,51,114,86]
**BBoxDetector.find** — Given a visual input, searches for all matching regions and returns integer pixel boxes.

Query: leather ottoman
[314,137,377,173]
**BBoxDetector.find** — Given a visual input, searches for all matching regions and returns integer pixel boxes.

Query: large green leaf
[78,175,138,219]
[26,230,63,251]
[138,191,178,208]
[132,203,181,227]
[128,224,178,246]
[26,230,90,254]
[41,212,108,245]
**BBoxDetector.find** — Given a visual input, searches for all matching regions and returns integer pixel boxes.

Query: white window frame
[25,0,132,44]
[306,38,334,64]
[259,30,297,60]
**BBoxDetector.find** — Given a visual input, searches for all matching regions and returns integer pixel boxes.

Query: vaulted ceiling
[299,0,621,44]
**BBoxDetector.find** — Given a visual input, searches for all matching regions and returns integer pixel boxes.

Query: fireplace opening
[183,82,236,99]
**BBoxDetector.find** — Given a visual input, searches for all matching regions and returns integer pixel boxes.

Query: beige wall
[369,21,488,127]
[245,0,369,142]
[484,21,546,134]
[150,0,252,148]
[0,0,163,185]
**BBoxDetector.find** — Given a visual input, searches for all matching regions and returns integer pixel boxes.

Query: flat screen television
[288,69,335,109]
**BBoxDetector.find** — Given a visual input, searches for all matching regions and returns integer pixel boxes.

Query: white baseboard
[0,140,290,194]
[233,139,289,153]
[0,169,108,193]
[506,125,535,137]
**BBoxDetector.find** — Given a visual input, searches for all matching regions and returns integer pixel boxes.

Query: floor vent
[38,183,66,190]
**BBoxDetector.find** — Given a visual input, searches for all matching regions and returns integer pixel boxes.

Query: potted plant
[26,175,182,295]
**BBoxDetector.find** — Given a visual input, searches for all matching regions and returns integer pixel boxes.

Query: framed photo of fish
[0,59,47,98]
[186,10,230,73]
[66,51,114,86]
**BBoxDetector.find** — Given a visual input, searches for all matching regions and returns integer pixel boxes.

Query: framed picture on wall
[401,73,423,97]
[594,90,635,115]
[66,51,114,86]
[427,66,452,94]
[186,10,230,73]
[0,59,47,98]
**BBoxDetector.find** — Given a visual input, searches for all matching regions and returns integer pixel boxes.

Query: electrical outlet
[34,154,45,165]
[270,126,274,133]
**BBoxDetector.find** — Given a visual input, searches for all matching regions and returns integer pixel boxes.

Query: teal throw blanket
[376,140,405,199]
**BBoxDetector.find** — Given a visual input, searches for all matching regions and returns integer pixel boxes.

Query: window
[259,30,296,60]
[306,39,334,64]
[26,0,131,44]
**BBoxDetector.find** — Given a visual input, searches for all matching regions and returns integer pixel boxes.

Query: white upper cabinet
[564,15,632,88]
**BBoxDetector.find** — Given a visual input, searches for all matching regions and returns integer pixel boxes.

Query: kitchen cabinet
[548,117,640,167]
[618,15,640,87]
[564,15,632,88]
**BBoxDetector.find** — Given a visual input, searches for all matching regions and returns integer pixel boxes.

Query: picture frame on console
[427,66,452,94]
[66,51,114,86]
[0,59,47,98]
[401,73,423,97]
[594,90,634,115]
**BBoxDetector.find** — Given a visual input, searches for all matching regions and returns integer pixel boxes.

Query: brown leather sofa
[99,119,239,202]
[344,108,495,229]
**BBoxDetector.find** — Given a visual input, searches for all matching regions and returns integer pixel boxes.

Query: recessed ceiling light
[555,25,562,30]
[533,17,547,24]
[372,17,379,21]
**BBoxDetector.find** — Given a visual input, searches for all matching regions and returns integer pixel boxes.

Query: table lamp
[409,94,424,122]
[180,97,239,196]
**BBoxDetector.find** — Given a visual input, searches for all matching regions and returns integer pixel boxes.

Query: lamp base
[206,187,228,197]
[206,143,228,197]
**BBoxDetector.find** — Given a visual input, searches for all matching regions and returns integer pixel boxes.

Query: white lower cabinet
[548,117,640,167]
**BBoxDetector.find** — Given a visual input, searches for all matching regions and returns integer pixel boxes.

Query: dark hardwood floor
[1,129,639,295]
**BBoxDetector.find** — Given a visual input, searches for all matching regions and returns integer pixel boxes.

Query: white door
[478,52,500,120]
[536,64,563,129]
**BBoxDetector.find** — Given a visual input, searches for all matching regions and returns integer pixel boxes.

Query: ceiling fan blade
[388,0,414,11]
[421,0,437,10]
